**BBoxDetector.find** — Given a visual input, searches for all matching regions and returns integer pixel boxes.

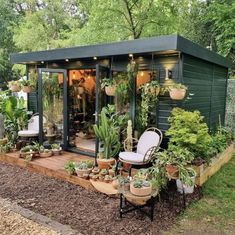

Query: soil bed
[0,162,201,235]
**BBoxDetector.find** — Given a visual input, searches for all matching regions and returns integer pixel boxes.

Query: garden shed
[10,34,232,157]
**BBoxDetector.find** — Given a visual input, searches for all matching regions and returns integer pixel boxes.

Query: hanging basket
[105,85,116,96]
[169,88,186,100]
[10,85,21,92]
[22,86,32,93]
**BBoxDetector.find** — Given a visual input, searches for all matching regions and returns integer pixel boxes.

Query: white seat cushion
[119,151,145,164]
[18,130,39,137]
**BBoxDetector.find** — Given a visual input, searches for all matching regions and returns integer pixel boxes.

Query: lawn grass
[182,154,235,228]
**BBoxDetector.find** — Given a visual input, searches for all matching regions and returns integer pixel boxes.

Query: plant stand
[119,190,158,221]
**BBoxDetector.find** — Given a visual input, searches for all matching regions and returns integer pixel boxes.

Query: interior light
[140,71,144,77]
[72,71,76,79]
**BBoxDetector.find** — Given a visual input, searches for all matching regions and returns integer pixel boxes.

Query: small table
[118,187,158,221]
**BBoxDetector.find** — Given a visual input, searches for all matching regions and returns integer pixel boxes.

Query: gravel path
[0,202,58,235]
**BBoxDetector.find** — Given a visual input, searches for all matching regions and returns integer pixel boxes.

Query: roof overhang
[10,34,233,68]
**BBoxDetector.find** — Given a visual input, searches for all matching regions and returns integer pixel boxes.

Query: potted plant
[21,79,33,93]
[104,175,113,183]
[64,161,76,175]
[155,146,194,179]
[176,167,196,194]
[100,168,109,176]
[93,110,121,169]
[142,80,160,96]
[169,83,187,100]
[39,146,52,158]
[8,80,21,92]
[130,179,152,196]
[51,143,62,155]
[101,78,116,96]
[75,160,94,178]
[118,176,130,191]
[20,144,39,157]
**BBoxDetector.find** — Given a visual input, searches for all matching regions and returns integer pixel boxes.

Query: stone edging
[0,197,81,235]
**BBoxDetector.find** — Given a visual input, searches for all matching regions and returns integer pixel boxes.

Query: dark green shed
[10,34,232,155]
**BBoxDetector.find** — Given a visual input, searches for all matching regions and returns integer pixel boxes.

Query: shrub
[166,108,212,159]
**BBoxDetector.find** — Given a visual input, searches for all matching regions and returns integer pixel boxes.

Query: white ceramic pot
[176,177,195,194]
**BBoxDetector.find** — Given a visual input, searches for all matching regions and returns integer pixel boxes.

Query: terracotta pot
[22,86,32,93]
[10,85,20,92]
[105,85,116,96]
[97,158,115,170]
[169,88,186,100]
[109,169,115,177]
[52,149,61,156]
[112,179,119,189]
[78,86,84,95]
[130,183,152,196]
[39,151,52,158]
[75,168,92,178]
[166,164,179,178]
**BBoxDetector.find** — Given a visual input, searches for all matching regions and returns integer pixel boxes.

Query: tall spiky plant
[93,110,121,159]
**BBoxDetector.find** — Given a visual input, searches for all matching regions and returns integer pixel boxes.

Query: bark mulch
[0,162,201,235]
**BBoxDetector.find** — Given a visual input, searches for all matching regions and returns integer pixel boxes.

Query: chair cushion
[137,131,160,156]
[119,151,145,164]
[18,130,39,137]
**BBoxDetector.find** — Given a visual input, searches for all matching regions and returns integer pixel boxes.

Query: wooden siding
[182,54,228,130]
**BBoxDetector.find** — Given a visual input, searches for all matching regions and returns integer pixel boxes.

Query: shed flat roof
[10,35,233,68]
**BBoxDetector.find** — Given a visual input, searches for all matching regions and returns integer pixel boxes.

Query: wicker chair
[116,127,163,176]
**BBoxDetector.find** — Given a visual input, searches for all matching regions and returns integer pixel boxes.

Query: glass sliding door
[38,69,68,148]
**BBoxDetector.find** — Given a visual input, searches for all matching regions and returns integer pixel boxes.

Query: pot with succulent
[93,110,121,169]
[39,146,52,158]
[64,161,76,175]
[130,179,152,197]
[75,160,94,178]
[118,176,131,191]
[20,144,39,158]
[101,77,116,96]
[176,167,196,194]
[51,143,62,155]
[169,83,187,100]
[104,175,113,183]
[8,80,21,92]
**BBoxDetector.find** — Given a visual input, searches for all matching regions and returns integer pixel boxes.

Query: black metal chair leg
[128,166,132,177]
[115,160,120,176]
[120,193,123,218]
[181,181,186,209]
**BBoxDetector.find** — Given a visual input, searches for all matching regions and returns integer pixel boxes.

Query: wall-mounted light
[65,59,69,62]
[93,56,97,60]
[129,53,133,58]
[41,61,44,64]
[165,68,172,80]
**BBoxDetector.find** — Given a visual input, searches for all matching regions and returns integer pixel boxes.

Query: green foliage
[93,109,121,159]
[166,108,212,159]
[0,91,28,143]
[64,161,76,175]
[178,166,196,186]
[76,160,94,170]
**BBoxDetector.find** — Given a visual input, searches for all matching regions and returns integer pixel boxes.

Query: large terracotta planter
[169,88,186,100]
[76,168,92,178]
[97,158,115,170]
[22,86,32,93]
[130,183,152,197]
[166,164,179,178]
[10,85,21,92]
[105,85,116,96]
